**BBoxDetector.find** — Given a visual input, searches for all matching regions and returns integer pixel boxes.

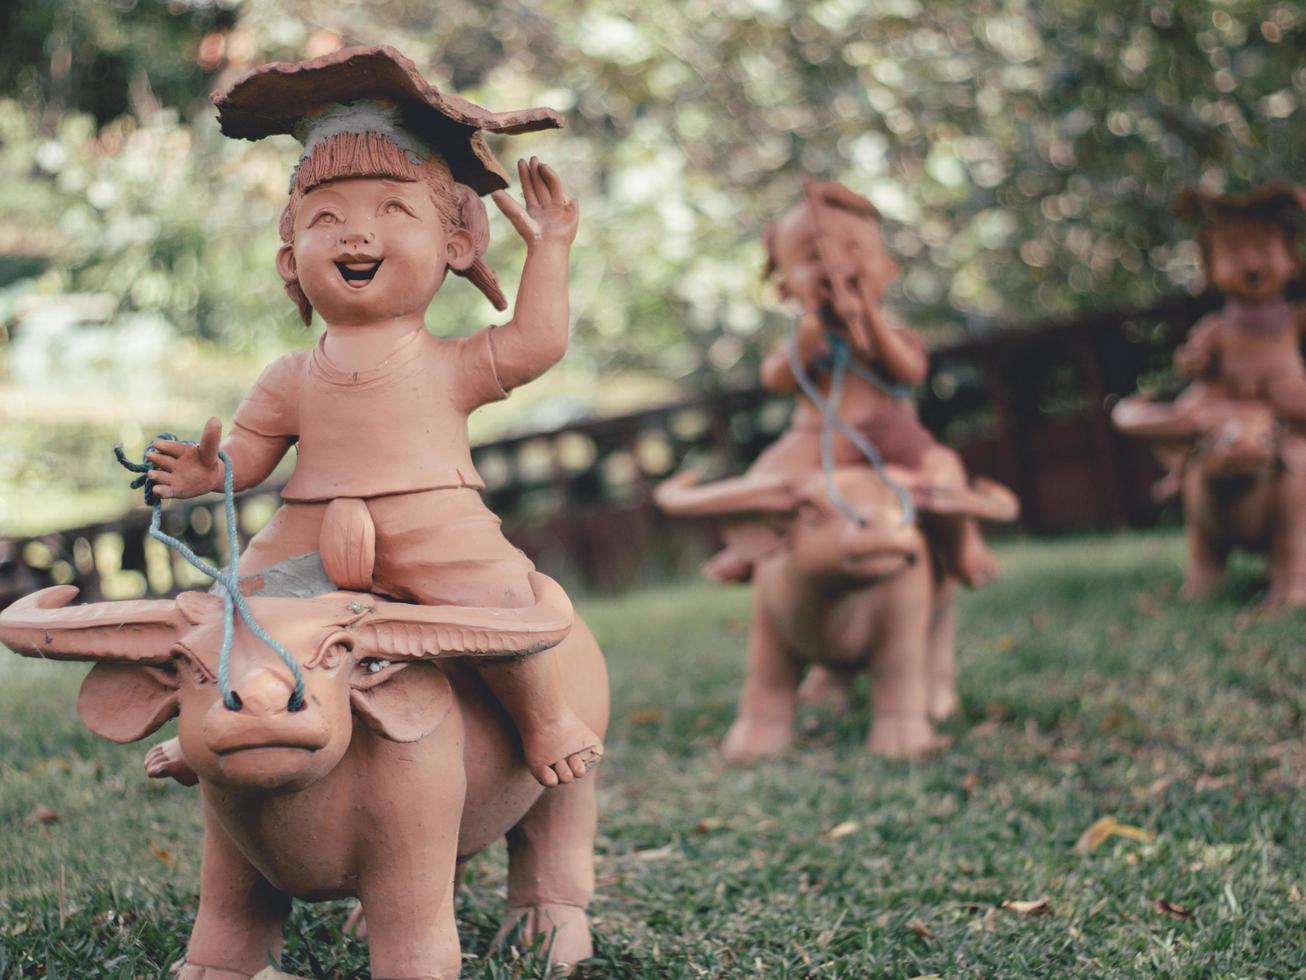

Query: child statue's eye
[382,200,411,216]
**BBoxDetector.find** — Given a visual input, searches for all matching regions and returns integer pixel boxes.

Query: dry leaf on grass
[1001,897,1052,915]
[627,707,665,726]
[1073,816,1153,853]
[1152,898,1193,919]
[694,817,723,833]
[27,805,59,825]
[824,819,860,841]
[148,842,175,867]
[906,917,934,939]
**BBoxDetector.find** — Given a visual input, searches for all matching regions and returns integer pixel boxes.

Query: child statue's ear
[444,228,476,272]
[276,244,297,284]
[451,184,508,311]
[276,244,313,326]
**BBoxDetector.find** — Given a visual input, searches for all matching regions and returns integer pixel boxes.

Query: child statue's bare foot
[524,716,603,787]
[1151,470,1182,502]
[144,737,198,786]
[703,549,753,583]
[954,521,1000,588]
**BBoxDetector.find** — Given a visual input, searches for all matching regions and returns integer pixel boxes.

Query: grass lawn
[2,530,1303,977]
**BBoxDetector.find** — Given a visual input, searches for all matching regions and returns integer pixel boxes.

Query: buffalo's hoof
[495,903,593,974]
[721,716,794,764]
[866,716,950,758]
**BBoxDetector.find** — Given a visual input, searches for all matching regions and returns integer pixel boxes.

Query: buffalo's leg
[866,563,947,757]
[1266,482,1306,607]
[495,777,598,972]
[359,754,466,980]
[1180,514,1227,600]
[723,608,802,764]
[180,808,290,978]
[926,578,960,722]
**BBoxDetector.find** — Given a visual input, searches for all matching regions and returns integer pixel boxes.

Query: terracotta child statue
[140,46,600,788]
[703,179,999,586]
[1139,184,1306,500]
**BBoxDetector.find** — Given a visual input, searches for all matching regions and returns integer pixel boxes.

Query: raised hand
[147,417,224,500]
[490,157,579,247]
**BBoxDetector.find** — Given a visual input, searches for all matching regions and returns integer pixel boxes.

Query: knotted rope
[784,316,916,527]
[114,437,306,712]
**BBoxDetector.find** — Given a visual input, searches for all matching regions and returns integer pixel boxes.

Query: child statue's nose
[340,229,375,246]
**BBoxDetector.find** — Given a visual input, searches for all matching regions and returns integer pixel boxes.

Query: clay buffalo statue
[655,465,1017,760]
[0,561,608,978]
[1113,394,1306,606]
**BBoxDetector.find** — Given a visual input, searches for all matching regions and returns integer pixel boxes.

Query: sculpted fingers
[198,417,222,467]
[517,158,540,211]
[491,189,541,241]
[537,162,568,205]
[146,450,177,471]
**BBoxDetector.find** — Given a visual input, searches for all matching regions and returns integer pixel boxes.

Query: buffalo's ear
[77,663,181,743]
[350,662,454,743]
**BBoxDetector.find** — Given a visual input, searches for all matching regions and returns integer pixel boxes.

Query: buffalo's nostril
[224,691,243,712]
[288,694,306,713]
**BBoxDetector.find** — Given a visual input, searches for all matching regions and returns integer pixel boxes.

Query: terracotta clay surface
[0,560,609,978]
[0,46,611,977]
[1113,184,1306,605]
[727,179,1005,589]
[146,46,599,790]
[657,467,1017,760]
[215,45,563,194]
[656,178,1018,760]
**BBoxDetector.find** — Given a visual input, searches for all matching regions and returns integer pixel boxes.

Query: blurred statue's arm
[760,314,826,393]
[1175,316,1220,379]
[865,311,928,387]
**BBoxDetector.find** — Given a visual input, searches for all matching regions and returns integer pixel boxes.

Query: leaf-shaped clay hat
[213,44,563,195]
[1173,183,1306,225]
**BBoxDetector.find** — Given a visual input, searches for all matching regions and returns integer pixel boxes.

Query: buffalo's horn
[0,587,182,664]
[357,571,573,661]
[912,478,1021,523]
[654,469,798,517]
[1111,395,1203,441]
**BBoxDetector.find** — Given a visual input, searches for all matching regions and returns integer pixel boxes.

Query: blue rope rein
[114,437,306,712]
[784,316,916,527]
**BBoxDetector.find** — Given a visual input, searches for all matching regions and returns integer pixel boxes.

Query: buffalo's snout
[202,665,332,761]
[225,664,299,716]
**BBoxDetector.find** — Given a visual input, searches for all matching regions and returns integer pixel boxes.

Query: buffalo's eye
[358,657,392,674]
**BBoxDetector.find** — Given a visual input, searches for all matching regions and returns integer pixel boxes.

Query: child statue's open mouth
[336,258,382,288]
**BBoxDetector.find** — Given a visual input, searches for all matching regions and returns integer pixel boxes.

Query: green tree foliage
[3,0,1304,385]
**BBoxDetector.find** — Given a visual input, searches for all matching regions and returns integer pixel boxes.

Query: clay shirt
[232,327,507,501]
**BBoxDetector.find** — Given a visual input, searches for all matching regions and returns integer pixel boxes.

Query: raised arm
[759,313,827,393]
[147,417,293,498]
[485,158,580,392]
[1174,316,1220,379]
[857,284,928,386]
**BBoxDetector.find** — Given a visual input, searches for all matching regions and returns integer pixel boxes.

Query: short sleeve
[449,326,510,412]
[232,352,305,438]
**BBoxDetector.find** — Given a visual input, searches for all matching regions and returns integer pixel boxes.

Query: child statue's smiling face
[280,176,474,327]
[1206,217,1301,304]
[771,203,899,316]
